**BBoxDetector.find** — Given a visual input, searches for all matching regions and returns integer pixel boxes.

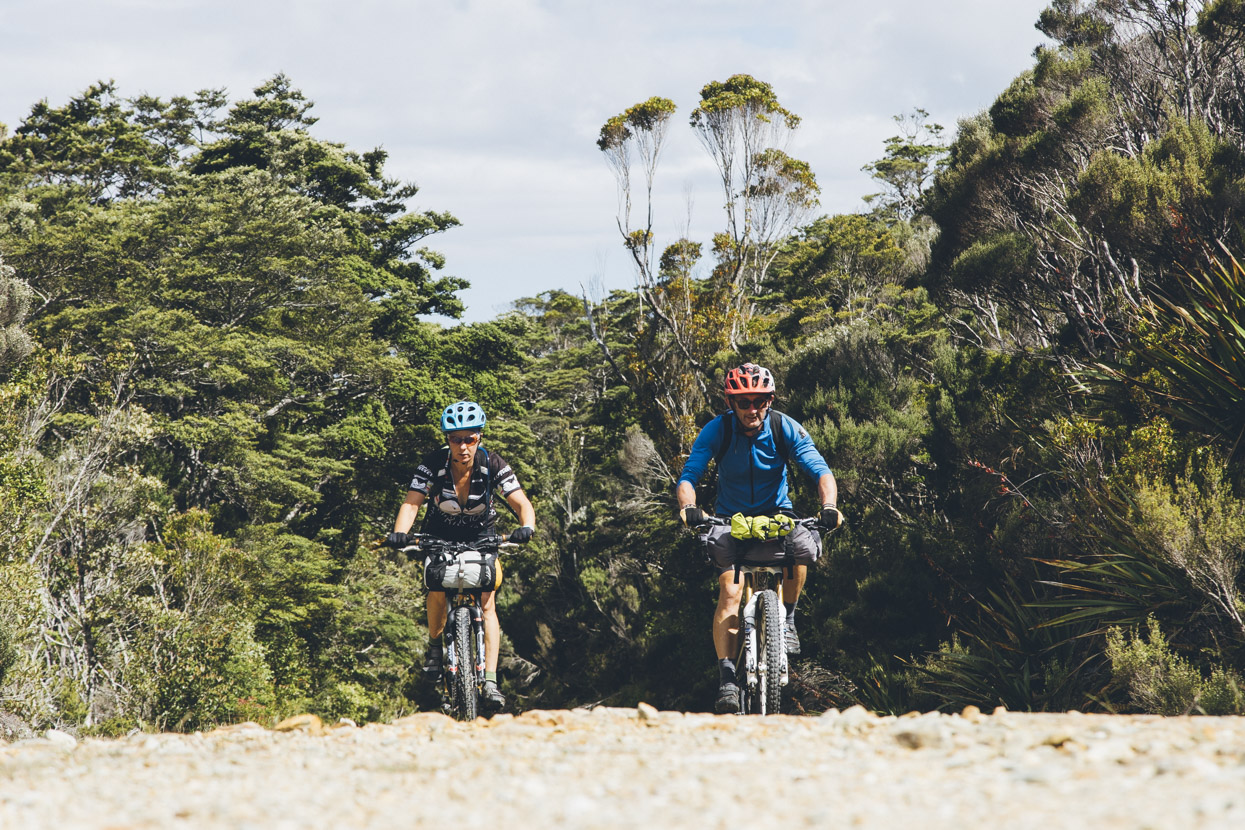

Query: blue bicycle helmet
[440,401,486,432]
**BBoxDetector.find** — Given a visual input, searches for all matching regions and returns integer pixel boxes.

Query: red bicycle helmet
[723,363,776,396]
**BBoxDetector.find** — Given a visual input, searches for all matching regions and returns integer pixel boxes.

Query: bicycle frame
[402,534,515,719]
[695,516,824,715]
[735,565,789,703]
[443,590,486,699]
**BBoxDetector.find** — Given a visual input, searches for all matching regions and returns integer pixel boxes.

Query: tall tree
[593,75,819,455]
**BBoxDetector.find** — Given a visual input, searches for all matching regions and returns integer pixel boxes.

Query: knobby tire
[451,606,477,721]
[757,590,783,715]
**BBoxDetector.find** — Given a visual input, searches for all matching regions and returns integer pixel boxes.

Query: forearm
[817,473,837,508]
[394,493,424,533]
[676,481,698,509]
[508,491,537,528]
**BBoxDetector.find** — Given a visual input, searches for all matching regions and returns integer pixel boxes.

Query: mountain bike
[402,533,517,721]
[693,516,827,715]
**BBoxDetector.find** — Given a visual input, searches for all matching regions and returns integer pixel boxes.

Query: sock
[719,658,736,684]
[484,670,498,684]
[427,641,443,658]
[784,601,797,624]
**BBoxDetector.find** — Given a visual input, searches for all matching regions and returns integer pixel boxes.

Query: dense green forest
[3,0,1245,732]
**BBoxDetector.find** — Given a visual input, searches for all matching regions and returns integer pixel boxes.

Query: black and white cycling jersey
[408,446,522,541]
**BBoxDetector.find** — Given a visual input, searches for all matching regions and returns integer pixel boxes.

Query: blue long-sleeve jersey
[678,411,832,515]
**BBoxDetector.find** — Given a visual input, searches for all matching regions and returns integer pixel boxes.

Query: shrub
[1105,616,1244,715]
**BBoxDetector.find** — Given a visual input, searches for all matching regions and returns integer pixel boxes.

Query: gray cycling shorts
[705,522,822,576]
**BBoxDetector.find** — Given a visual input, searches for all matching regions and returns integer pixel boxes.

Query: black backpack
[712,409,791,467]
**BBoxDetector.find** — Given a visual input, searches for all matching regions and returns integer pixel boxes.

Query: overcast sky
[1,0,1052,323]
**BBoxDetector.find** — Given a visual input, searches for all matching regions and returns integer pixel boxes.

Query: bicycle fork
[741,591,759,690]
[740,592,790,694]
[470,603,486,684]
[444,605,487,676]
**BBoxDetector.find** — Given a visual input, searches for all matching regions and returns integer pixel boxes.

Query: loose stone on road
[1,705,1242,828]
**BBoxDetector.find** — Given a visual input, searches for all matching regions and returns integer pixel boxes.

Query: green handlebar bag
[730,513,794,540]
[730,513,753,539]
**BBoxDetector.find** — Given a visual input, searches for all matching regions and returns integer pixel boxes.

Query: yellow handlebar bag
[730,513,795,540]
[730,513,753,539]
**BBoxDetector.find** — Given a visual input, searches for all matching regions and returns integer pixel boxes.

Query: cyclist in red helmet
[676,363,843,713]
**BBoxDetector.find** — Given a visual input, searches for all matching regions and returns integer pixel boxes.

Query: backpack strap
[712,412,735,467]
[421,447,456,532]
[476,447,493,513]
[770,410,789,462]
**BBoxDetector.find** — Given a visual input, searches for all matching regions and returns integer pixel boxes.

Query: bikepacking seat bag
[424,549,501,592]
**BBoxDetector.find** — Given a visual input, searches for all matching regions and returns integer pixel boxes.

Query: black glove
[385,531,410,548]
[819,505,843,530]
[681,505,707,527]
[508,526,534,544]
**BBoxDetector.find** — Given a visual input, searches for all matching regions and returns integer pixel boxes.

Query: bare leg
[713,571,745,660]
[781,564,807,605]
[480,590,500,672]
[426,591,447,638]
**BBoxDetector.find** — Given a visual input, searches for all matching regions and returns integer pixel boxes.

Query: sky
[0,0,1053,323]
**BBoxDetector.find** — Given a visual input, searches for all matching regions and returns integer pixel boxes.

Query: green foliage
[691,75,799,130]
[1106,617,1245,715]
[1038,0,1111,48]
[146,611,277,731]
[0,255,34,371]
[596,97,676,152]
[925,5,1245,359]
[1054,458,1245,641]
[862,109,948,221]
[1073,118,1245,266]
[0,77,479,731]
[7,39,1245,729]
[0,616,17,690]
[1111,246,1245,458]
[1198,0,1245,41]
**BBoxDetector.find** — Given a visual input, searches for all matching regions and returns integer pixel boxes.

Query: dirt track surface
[1,705,1243,829]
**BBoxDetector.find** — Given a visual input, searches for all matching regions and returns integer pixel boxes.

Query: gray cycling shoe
[784,618,801,655]
[421,647,444,679]
[481,679,506,713]
[715,680,741,714]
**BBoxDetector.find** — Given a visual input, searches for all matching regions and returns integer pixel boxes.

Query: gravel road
[1,705,1242,829]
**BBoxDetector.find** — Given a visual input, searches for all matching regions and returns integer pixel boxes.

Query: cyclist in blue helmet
[387,400,536,713]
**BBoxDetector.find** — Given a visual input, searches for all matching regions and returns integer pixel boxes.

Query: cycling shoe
[715,680,741,714]
[784,618,801,655]
[481,679,506,713]
[421,648,444,680]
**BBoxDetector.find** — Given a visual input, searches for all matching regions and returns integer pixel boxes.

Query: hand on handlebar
[508,526,534,544]
[680,505,707,528]
[819,505,844,531]
[384,531,410,548]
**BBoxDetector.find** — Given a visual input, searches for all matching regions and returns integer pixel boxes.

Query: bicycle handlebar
[690,515,830,533]
[399,533,520,557]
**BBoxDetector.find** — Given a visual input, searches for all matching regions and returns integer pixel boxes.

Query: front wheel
[756,590,783,715]
[450,606,477,721]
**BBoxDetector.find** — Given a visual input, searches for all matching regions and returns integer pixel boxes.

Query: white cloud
[0,0,1052,322]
